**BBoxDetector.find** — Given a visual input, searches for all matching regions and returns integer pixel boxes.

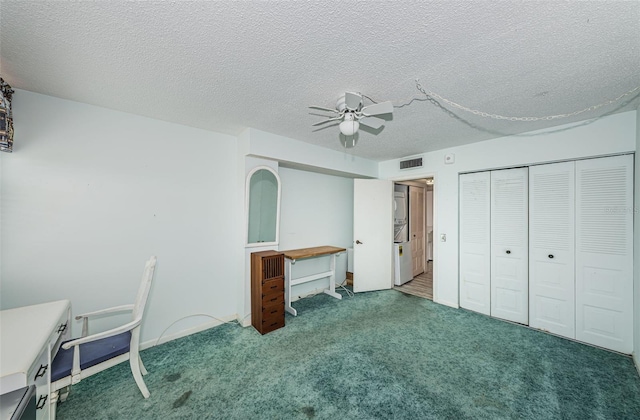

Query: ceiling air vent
[400,157,423,170]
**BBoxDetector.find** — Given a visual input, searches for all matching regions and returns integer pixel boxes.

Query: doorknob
[356,240,364,245]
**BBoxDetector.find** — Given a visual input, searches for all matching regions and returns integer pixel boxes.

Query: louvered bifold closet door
[491,168,529,324]
[459,172,491,315]
[576,154,633,354]
[529,161,575,338]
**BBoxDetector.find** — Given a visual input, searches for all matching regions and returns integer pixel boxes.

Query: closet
[459,168,528,323]
[460,154,633,354]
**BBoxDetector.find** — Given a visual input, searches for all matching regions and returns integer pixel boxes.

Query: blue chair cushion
[51,331,131,382]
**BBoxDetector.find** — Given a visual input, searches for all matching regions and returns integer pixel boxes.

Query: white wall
[236,128,372,323]
[634,106,640,369]
[278,167,353,298]
[240,156,280,326]
[380,111,637,308]
[0,91,240,344]
[245,128,378,178]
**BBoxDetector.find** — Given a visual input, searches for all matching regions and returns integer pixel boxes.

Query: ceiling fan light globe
[339,120,359,136]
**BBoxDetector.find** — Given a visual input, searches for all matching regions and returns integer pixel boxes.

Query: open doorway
[393,178,434,300]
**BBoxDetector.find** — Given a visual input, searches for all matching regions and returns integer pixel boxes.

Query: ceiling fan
[310,92,393,136]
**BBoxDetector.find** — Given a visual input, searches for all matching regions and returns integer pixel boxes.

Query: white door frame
[391,173,438,301]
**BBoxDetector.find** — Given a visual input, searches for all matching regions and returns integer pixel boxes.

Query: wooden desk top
[281,246,346,260]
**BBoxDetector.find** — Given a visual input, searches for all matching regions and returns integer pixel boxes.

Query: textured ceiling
[1,1,639,161]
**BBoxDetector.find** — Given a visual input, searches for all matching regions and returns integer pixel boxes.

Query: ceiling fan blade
[312,122,340,132]
[361,101,393,116]
[345,92,362,110]
[309,105,338,113]
[312,116,342,126]
[358,115,385,130]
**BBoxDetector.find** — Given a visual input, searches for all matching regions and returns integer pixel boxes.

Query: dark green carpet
[56,289,640,419]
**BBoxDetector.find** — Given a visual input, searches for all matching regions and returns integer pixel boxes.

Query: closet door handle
[356,240,363,245]
[506,250,511,254]
[548,254,554,259]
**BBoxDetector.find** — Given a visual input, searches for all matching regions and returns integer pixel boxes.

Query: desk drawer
[49,313,70,356]
[28,347,50,420]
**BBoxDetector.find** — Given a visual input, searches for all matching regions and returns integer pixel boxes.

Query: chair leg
[58,386,71,402]
[139,356,148,375]
[130,356,150,398]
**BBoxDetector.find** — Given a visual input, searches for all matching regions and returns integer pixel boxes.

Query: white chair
[50,256,157,403]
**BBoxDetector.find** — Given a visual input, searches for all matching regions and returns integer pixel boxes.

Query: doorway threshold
[394,262,433,300]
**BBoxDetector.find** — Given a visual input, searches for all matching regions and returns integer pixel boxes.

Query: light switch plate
[440,234,446,242]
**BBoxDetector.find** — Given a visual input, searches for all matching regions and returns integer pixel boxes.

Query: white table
[281,246,346,316]
[1,300,71,419]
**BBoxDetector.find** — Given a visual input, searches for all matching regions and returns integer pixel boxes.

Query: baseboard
[238,315,252,327]
[291,286,333,302]
[434,298,459,309]
[140,313,238,350]
[634,352,640,377]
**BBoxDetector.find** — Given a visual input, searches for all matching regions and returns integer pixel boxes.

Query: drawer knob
[548,254,554,259]
[34,364,48,380]
[36,395,48,410]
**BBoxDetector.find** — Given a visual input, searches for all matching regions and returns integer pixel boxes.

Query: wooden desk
[1,300,71,419]
[281,246,346,316]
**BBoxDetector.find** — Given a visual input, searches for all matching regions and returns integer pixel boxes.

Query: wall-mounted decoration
[246,166,281,247]
[0,78,14,153]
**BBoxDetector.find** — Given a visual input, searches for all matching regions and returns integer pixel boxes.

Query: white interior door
[491,167,528,324]
[409,185,425,277]
[529,161,575,338]
[426,189,433,261]
[353,179,393,292]
[459,172,491,315]
[575,154,633,353]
